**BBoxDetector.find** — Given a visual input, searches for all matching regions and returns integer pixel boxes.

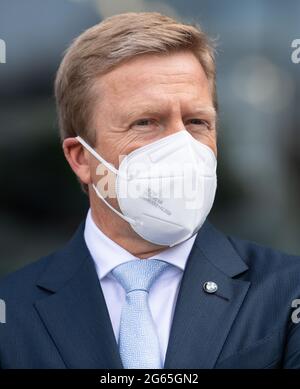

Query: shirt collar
[84,209,197,280]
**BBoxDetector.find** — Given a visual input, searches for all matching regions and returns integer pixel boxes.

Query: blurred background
[0,0,299,276]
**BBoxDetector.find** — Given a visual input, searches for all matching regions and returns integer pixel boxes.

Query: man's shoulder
[0,253,54,303]
[0,223,87,303]
[198,221,300,281]
[229,234,300,267]
[227,234,300,285]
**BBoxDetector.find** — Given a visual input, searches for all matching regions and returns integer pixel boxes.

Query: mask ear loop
[76,136,139,226]
[92,183,138,226]
[76,136,119,175]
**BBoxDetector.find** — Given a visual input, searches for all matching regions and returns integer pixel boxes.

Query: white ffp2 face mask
[77,130,217,247]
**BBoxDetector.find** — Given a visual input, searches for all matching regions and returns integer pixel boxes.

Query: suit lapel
[164,222,251,369]
[34,224,123,369]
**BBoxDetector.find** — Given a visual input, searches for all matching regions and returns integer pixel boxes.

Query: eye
[134,119,154,126]
[188,119,209,126]
[186,118,210,128]
[131,118,161,132]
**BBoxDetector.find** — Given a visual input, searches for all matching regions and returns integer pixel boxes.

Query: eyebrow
[125,105,217,120]
[126,105,162,119]
[192,107,216,117]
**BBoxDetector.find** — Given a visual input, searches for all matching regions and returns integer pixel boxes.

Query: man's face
[89,50,217,175]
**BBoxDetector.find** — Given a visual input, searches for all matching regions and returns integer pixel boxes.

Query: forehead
[95,51,212,107]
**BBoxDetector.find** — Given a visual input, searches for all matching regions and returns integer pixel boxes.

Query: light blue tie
[111,259,170,369]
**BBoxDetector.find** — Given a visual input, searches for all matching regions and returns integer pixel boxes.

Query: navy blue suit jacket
[1,221,300,369]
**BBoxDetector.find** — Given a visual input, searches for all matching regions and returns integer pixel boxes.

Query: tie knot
[111,259,169,294]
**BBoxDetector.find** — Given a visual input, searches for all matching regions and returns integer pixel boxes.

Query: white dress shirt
[84,209,197,365]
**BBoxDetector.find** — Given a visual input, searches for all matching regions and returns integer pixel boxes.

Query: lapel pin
[203,281,218,294]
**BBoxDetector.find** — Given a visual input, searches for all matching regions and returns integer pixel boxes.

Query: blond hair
[55,12,217,145]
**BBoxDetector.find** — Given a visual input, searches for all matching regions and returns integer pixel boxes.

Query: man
[0,12,300,369]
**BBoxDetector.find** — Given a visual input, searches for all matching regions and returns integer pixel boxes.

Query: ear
[62,138,91,185]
